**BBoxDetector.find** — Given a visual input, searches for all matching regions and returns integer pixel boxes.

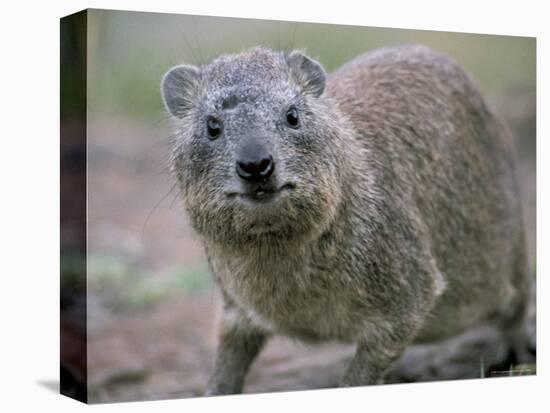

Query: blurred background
[78,9,535,402]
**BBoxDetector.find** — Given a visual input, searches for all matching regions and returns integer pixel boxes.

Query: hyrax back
[161,45,529,393]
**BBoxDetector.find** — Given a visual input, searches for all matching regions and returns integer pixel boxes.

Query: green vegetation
[86,9,536,118]
[88,254,212,312]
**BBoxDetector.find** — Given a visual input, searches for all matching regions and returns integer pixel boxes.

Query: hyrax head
[161,48,344,246]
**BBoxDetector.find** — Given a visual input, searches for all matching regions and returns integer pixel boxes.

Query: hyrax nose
[236,143,275,182]
[236,155,274,182]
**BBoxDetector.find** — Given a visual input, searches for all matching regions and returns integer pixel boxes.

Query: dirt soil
[82,89,536,403]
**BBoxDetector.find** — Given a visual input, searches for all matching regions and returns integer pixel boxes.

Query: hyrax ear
[161,64,201,118]
[286,51,326,97]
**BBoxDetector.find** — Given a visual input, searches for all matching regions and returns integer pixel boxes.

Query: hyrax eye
[286,106,300,128]
[206,116,223,139]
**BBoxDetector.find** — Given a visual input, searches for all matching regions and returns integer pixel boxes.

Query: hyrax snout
[161,45,531,394]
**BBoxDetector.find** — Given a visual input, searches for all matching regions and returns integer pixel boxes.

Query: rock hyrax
[161,45,530,394]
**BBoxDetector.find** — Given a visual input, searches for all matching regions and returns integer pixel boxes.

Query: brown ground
[82,89,536,403]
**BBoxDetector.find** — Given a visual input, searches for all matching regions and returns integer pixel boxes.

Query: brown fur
[161,45,530,394]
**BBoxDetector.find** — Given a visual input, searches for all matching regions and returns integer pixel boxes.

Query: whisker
[169,185,185,209]
[191,15,205,64]
[289,22,298,51]
[141,181,178,241]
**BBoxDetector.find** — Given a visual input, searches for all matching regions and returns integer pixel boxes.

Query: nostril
[236,156,275,181]
[236,161,254,179]
[258,156,274,178]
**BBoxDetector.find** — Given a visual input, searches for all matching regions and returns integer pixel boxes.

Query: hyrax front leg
[341,263,441,387]
[341,340,405,386]
[205,306,269,396]
[340,323,416,386]
[339,244,445,386]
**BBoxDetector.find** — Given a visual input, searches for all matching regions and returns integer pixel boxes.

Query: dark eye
[286,106,299,128]
[206,116,222,139]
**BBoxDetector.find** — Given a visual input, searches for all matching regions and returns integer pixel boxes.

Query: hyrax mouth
[227,182,295,203]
